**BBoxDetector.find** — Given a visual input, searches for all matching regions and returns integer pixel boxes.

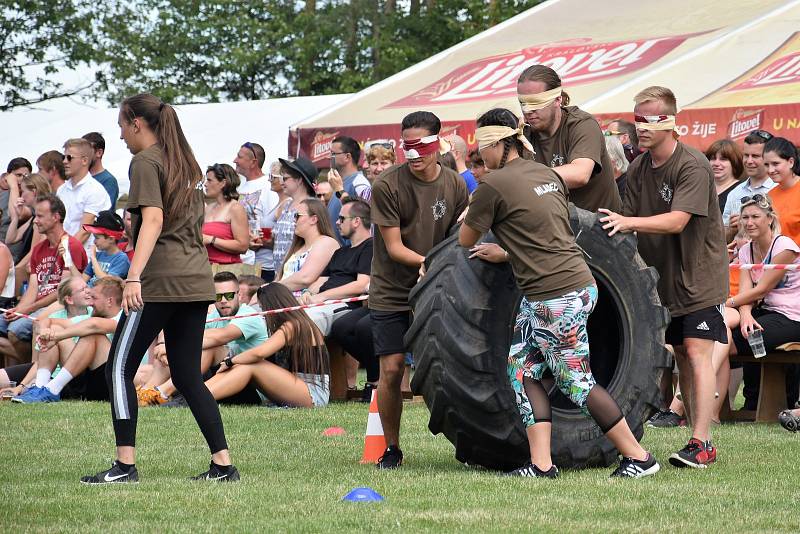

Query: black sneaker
[162,393,189,408]
[190,463,240,482]
[505,462,559,478]
[610,453,660,478]
[647,410,685,428]
[80,461,139,485]
[669,438,716,468]
[361,383,377,403]
[376,446,403,469]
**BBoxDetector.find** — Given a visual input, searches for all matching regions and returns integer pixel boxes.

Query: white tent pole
[580,0,800,112]
[289,0,563,130]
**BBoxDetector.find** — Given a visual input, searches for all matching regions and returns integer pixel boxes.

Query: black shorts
[732,308,800,356]
[4,363,33,384]
[63,363,109,401]
[665,304,727,346]
[370,310,412,357]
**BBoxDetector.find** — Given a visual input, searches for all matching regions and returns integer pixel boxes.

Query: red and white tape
[0,308,37,321]
[205,294,369,323]
[729,263,799,271]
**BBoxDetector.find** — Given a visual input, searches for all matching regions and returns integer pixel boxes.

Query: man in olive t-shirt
[369,111,469,469]
[599,86,728,470]
[517,65,621,213]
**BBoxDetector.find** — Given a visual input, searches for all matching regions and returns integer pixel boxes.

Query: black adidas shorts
[665,304,728,346]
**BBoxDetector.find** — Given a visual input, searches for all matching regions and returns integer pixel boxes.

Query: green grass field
[1,400,798,533]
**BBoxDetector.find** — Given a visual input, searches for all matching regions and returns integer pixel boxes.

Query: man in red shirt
[0,194,87,365]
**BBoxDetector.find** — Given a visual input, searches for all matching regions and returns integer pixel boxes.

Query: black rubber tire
[406,205,672,470]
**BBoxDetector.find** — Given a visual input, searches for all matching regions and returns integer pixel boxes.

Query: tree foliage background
[1,0,541,110]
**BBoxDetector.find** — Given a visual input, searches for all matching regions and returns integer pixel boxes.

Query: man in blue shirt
[450,135,478,193]
[82,210,130,286]
[82,132,119,210]
[327,136,371,244]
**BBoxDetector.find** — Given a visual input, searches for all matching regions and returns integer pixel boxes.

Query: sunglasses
[63,154,82,162]
[740,194,771,209]
[215,292,237,302]
[270,174,284,182]
[604,130,623,137]
[316,193,327,199]
[337,215,356,223]
[294,212,311,221]
[369,142,394,151]
[751,130,773,141]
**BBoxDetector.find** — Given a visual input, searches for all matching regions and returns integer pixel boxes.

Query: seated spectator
[204,282,329,407]
[2,158,34,261]
[727,194,800,410]
[57,138,111,251]
[468,149,488,182]
[82,132,120,210]
[0,276,91,392]
[203,164,249,265]
[301,198,372,336]
[604,134,629,200]
[82,210,130,286]
[365,143,396,185]
[11,277,124,403]
[273,157,317,271]
[137,271,268,405]
[4,173,50,266]
[449,135,478,193]
[0,195,87,366]
[237,275,263,308]
[36,150,66,192]
[706,139,744,213]
[0,241,14,311]
[275,198,339,293]
[765,137,800,244]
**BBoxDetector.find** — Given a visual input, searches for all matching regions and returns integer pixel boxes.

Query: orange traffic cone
[360,389,387,464]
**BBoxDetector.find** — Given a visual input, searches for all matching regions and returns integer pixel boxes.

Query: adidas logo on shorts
[696,321,710,331]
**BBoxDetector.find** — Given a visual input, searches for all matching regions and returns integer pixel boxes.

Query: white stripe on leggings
[112,308,142,420]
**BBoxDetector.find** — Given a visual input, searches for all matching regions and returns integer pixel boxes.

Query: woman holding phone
[81,93,238,484]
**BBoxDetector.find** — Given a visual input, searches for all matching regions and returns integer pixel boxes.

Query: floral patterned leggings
[508,284,599,427]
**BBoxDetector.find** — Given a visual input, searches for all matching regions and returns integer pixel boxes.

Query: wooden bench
[722,342,800,423]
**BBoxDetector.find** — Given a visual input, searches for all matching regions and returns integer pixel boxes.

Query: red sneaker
[668,438,717,468]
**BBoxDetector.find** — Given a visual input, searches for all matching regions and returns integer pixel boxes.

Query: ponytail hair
[120,93,202,223]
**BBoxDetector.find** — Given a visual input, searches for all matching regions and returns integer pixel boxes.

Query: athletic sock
[45,368,73,395]
[212,461,233,473]
[35,369,52,387]
[116,461,134,472]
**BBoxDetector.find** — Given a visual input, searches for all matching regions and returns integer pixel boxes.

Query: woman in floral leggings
[459,107,659,479]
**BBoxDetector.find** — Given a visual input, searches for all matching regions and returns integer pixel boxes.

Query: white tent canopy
[1,94,348,196]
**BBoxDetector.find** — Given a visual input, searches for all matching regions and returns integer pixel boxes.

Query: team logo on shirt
[432,199,447,221]
[550,154,565,167]
[659,183,673,203]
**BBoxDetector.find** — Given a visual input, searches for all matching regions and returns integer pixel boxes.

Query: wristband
[211,236,217,246]
[223,355,234,368]
[335,190,346,199]
[125,280,141,284]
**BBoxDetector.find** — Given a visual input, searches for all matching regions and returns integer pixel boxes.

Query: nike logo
[103,472,129,482]
[206,474,228,480]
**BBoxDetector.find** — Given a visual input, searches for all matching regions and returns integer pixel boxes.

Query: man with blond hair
[599,86,728,469]
[57,138,111,250]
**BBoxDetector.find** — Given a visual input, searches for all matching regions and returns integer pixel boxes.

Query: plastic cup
[748,329,767,358]
[1,381,17,400]
[261,228,272,241]
[248,218,260,237]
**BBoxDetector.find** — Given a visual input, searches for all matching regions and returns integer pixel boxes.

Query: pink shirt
[738,235,800,322]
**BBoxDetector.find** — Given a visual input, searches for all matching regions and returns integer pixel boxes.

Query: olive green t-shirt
[466,158,594,301]
[369,163,469,311]
[524,106,622,213]
[623,142,728,316]
[127,144,214,303]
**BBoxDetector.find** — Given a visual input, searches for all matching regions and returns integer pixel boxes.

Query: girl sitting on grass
[205,282,330,407]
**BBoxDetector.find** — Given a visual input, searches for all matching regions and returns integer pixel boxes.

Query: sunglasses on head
[242,142,259,161]
[215,292,237,302]
[369,142,394,151]
[741,194,771,209]
[207,164,225,180]
[751,130,773,142]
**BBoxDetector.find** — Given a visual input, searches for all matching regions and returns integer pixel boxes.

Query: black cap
[278,157,317,191]
[83,210,124,238]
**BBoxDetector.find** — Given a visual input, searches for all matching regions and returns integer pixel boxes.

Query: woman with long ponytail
[81,94,238,484]
[459,108,659,479]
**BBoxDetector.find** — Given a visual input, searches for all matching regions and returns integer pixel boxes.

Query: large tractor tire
[406,205,671,471]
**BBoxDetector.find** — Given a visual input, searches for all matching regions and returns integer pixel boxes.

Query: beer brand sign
[728,109,764,139]
[731,51,800,90]
[310,131,340,162]
[385,33,700,108]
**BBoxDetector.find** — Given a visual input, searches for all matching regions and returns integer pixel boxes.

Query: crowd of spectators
[1,92,799,454]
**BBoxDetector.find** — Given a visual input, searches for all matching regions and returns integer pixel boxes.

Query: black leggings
[106,301,228,453]
[328,307,379,383]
